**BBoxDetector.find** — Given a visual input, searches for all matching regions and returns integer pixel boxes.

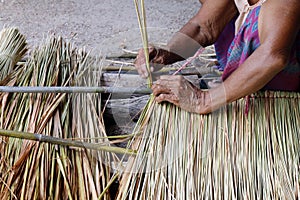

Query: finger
[139,63,149,78]
[150,66,154,72]
[155,94,179,106]
[137,45,156,61]
[135,62,148,78]
[134,52,149,78]
[152,83,172,96]
[148,45,158,60]
[158,75,172,80]
[135,47,157,78]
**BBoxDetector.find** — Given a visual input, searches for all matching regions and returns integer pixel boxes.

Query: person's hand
[134,45,164,78]
[134,45,184,79]
[152,75,211,114]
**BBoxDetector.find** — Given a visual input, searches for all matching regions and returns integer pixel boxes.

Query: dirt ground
[0,0,199,56]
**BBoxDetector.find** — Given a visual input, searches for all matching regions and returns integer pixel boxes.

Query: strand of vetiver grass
[65,41,120,200]
[134,0,152,87]
[115,2,162,198]
[73,62,109,200]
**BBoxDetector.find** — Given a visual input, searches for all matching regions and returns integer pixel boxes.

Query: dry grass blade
[117,91,300,199]
[134,0,152,87]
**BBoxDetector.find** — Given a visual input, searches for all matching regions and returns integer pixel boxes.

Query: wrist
[194,85,229,114]
[167,31,203,59]
[194,90,212,114]
[206,86,228,113]
[152,47,184,65]
[164,50,185,64]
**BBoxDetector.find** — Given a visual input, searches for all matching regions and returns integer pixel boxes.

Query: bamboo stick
[0,86,152,94]
[0,129,137,156]
[102,65,210,75]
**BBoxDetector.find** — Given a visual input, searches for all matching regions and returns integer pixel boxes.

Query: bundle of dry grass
[117,92,300,199]
[0,28,27,82]
[0,36,117,199]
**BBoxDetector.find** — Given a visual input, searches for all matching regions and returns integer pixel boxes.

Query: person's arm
[166,0,237,61]
[152,0,300,114]
[135,0,237,78]
[206,0,300,113]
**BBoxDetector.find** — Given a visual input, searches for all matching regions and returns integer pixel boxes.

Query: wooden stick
[0,86,152,94]
[0,129,137,156]
[101,66,217,76]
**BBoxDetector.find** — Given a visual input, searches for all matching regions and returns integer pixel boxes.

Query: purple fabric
[214,16,237,71]
[216,6,300,91]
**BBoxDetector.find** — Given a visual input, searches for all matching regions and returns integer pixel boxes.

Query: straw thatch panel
[117,92,300,199]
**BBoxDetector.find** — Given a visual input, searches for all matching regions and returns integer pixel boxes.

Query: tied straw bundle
[116,1,300,199]
[0,28,27,82]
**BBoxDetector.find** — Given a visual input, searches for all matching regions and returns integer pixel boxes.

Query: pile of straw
[117,93,300,199]
[0,34,116,199]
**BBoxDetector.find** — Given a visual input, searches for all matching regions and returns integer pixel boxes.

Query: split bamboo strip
[117,91,300,199]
